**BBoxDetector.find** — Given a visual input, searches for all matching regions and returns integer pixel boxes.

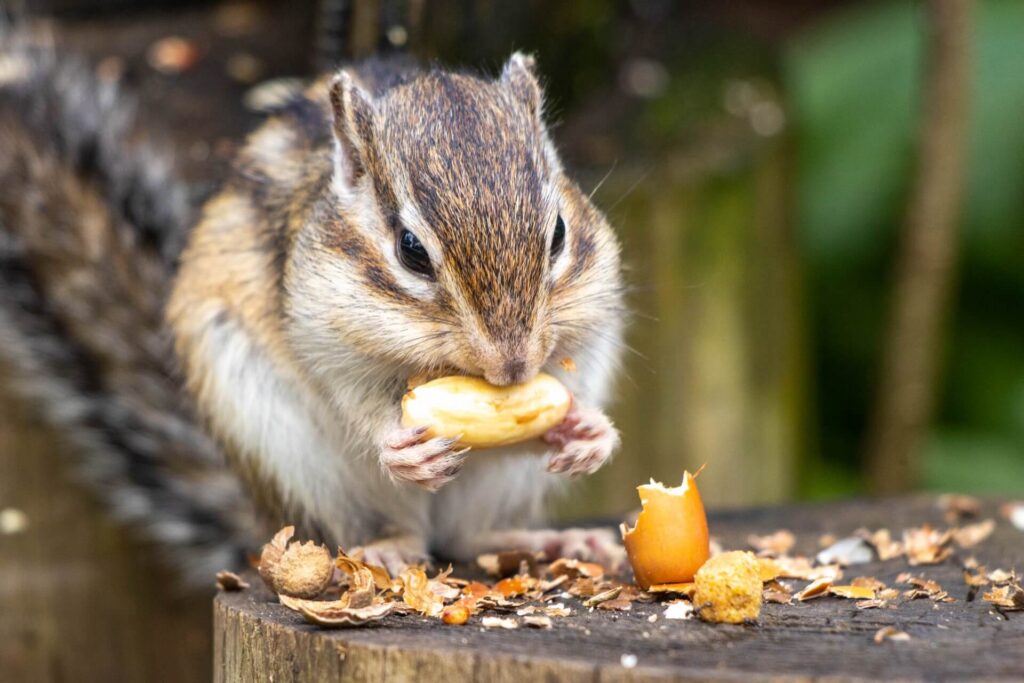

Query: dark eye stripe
[550,214,566,260]
[398,228,434,278]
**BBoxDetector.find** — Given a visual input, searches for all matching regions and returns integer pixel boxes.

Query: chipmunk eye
[397,228,434,278]
[550,214,566,261]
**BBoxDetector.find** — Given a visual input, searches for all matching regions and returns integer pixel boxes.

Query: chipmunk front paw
[380,426,470,492]
[543,404,619,477]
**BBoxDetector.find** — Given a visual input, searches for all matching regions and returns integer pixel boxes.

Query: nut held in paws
[401,374,572,448]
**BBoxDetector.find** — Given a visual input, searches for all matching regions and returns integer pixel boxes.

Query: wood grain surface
[215,496,1024,682]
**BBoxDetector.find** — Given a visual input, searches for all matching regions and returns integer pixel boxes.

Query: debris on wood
[622,471,710,589]
[855,599,891,610]
[478,550,540,578]
[239,492,1014,634]
[494,574,537,598]
[763,580,793,604]
[663,600,694,619]
[874,626,911,643]
[481,616,519,629]
[982,584,1024,611]
[257,526,334,598]
[215,570,250,591]
[857,528,905,561]
[545,603,572,617]
[963,564,990,588]
[549,558,604,581]
[1001,502,1024,531]
[693,551,763,623]
[257,526,292,587]
[987,568,1015,584]
[903,525,953,565]
[898,575,955,603]
[816,536,873,566]
[747,530,795,557]
[850,576,887,592]
[937,494,981,523]
[583,586,623,609]
[441,603,471,625]
[399,566,449,617]
[279,595,395,628]
[772,556,842,582]
[829,585,876,600]
[523,615,553,628]
[648,582,696,598]
[951,519,995,548]
[795,577,832,601]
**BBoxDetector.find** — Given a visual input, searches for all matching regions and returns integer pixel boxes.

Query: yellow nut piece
[401,374,572,448]
[693,550,763,624]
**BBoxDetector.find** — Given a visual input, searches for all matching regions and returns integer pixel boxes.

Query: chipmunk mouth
[405,360,538,391]
[405,363,464,390]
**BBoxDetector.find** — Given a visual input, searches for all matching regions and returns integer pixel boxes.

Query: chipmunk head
[287,53,621,387]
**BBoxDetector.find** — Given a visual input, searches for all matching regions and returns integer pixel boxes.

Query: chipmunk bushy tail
[0,34,260,584]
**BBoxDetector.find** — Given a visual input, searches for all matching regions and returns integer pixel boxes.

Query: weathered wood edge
[214,594,807,683]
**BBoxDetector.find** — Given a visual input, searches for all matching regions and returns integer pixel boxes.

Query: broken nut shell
[621,471,710,589]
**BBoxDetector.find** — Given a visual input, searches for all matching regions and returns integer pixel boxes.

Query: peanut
[401,374,571,448]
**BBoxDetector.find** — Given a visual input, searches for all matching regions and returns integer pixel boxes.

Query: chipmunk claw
[381,426,469,492]
[544,404,619,477]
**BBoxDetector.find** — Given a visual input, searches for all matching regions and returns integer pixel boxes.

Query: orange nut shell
[621,471,710,590]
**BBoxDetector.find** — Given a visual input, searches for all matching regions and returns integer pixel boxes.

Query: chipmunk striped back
[0,35,261,584]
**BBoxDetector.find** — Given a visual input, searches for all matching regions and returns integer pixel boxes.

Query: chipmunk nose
[503,359,528,384]
[483,357,531,386]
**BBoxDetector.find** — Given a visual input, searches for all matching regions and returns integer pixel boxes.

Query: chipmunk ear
[329,70,377,197]
[501,52,543,120]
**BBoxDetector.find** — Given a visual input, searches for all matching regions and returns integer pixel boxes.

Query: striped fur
[170,54,625,561]
[0,37,262,584]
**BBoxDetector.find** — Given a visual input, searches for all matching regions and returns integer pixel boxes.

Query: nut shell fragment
[279,595,395,627]
[401,374,571,448]
[257,526,334,598]
[441,603,471,625]
[273,541,334,598]
[622,471,710,589]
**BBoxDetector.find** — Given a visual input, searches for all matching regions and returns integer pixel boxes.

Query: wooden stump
[0,388,212,683]
[214,498,1024,682]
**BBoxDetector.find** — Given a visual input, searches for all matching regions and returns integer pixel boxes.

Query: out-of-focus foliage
[425,0,1024,502]
[785,0,1024,495]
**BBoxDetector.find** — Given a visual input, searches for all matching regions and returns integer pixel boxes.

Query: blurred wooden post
[866,0,973,493]
[0,379,211,683]
[560,111,806,517]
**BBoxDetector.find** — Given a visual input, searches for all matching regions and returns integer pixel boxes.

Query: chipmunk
[0,33,625,580]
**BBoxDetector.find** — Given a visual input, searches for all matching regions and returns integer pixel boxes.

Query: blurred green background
[405,0,1024,513]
